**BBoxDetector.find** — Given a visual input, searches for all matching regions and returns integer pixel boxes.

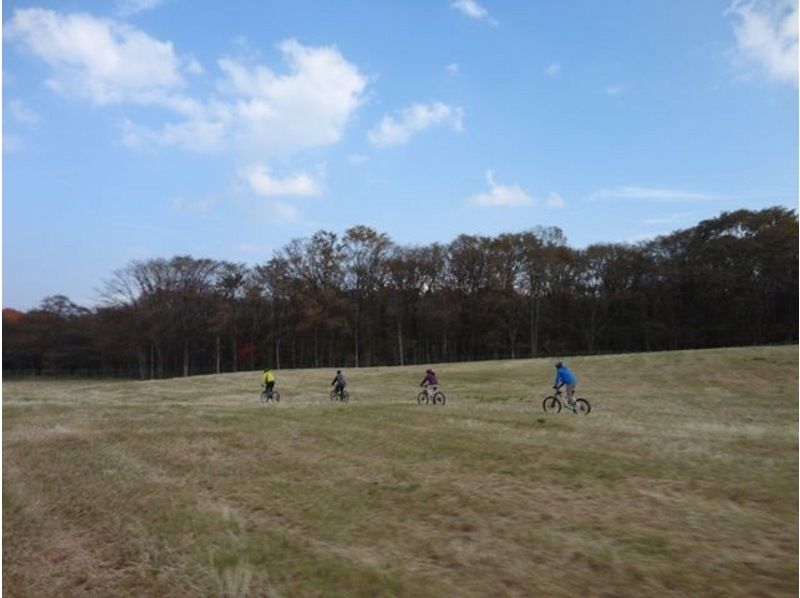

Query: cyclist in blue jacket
[553,362,577,407]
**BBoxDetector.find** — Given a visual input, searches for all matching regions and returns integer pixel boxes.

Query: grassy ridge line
[6,344,795,407]
[3,345,798,597]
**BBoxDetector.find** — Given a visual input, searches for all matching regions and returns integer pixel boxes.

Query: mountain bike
[260,385,280,403]
[330,387,350,402]
[542,388,590,415]
[417,386,446,405]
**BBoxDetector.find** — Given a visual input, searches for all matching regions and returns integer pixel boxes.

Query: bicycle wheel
[260,391,268,403]
[433,391,446,405]
[574,398,590,415]
[272,390,281,403]
[417,391,429,405]
[330,389,337,401]
[341,390,350,402]
[542,396,561,414]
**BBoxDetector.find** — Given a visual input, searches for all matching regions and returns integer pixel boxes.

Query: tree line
[3,206,797,378]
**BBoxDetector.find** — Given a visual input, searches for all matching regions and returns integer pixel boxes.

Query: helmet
[555,361,563,368]
[337,370,341,374]
[426,369,432,374]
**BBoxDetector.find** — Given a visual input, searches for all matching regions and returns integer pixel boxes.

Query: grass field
[3,345,798,597]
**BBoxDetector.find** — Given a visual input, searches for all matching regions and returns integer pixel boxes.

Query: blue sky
[3,0,798,309]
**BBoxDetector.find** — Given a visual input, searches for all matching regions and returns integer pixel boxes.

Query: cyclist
[331,369,347,398]
[262,368,276,398]
[553,361,577,407]
[420,368,439,399]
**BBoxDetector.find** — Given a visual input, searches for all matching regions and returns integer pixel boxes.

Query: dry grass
[3,345,798,596]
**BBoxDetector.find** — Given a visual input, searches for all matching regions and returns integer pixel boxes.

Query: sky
[2,0,798,310]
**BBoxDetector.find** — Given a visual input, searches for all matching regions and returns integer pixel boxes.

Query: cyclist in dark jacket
[331,370,347,393]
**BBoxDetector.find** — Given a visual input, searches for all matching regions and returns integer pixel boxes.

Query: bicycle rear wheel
[341,390,350,402]
[433,391,446,405]
[574,398,590,415]
[542,396,561,414]
[260,391,268,403]
[417,391,428,405]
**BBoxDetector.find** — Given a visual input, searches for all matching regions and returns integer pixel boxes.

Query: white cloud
[468,172,565,208]
[114,39,367,157]
[469,171,535,207]
[216,39,368,157]
[451,0,497,24]
[605,84,626,96]
[8,99,41,125]
[368,101,464,147]
[116,0,164,17]
[447,62,460,75]
[727,0,798,86]
[545,63,562,76]
[241,164,322,197]
[590,186,728,202]
[5,8,199,106]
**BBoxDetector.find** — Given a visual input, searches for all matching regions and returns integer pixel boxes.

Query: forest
[3,206,797,378]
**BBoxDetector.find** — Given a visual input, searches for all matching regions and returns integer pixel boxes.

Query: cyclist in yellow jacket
[262,368,276,398]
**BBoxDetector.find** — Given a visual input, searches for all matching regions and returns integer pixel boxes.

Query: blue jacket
[554,366,576,387]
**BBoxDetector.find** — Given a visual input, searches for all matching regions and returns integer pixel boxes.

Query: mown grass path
[4,346,797,596]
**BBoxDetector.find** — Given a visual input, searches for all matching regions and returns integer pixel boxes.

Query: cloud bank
[6,9,369,162]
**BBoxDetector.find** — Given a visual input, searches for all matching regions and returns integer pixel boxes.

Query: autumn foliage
[3,207,797,378]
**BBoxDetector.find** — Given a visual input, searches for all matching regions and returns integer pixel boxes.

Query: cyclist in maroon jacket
[420,368,439,399]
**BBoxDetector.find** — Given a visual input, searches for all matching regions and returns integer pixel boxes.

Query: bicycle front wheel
[433,392,446,405]
[574,398,590,415]
[272,391,281,402]
[417,391,428,405]
[542,396,561,414]
[341,390,350,402]
[260,391,268,403]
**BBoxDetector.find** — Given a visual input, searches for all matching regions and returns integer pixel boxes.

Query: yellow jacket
[263,370,276,383]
